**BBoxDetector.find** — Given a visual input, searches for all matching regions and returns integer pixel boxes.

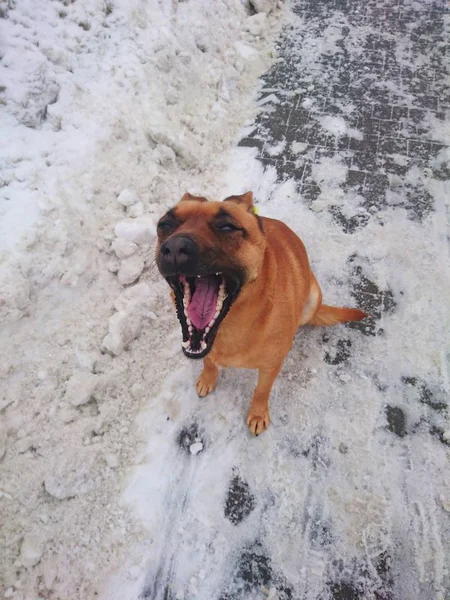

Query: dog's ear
[180,192,208,203]
[223,191,254,213]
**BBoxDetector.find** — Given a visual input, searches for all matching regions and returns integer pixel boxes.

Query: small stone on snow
[117,189,139,207]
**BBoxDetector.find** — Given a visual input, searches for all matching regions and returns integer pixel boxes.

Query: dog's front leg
[196,356,219,397]
[247,363,282,435]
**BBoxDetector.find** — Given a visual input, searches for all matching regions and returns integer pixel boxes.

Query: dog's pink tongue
[188,276,219,330]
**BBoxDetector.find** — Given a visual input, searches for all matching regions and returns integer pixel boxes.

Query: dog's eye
[158,221,174,233]
[217,222,240,232]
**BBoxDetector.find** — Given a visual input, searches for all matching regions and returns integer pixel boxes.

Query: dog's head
[156,191,266,359]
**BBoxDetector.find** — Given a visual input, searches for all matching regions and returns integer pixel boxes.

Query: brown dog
[156,191,366,435]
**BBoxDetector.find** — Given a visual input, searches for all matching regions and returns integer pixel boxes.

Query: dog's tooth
[205,327,210,334]
[208,318,215,327]
[188,325,193,333]
[216,299,223,311]
[181,341,190,348]
[200,341,207,350]
[186,317,191,326]
[214,310,220,319]
[197,275,201,278]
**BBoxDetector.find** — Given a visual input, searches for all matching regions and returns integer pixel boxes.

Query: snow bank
[0,0,282,597]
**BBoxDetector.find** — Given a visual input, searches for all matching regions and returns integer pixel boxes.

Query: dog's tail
[308,304,367,326]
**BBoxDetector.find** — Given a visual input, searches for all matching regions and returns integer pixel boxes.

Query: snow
[65,372,99,407]
[246,13,268,37]
[1,0,449,598]
[113,217,156,245]
[117,255,145,285]
[0,0,281,596]
[0,424,7,460]
[111,237,138,259]
[20,534,45,568]
[116,189,140,207]
[189,441,204,455]
[250,0,280,15]
[102,301,148,356]
[318,115,363,141]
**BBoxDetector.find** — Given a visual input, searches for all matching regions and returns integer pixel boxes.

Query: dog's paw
[247,410,270,436]
[196,372,217,397]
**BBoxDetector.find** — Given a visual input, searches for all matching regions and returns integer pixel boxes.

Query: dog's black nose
[159,235,197,273]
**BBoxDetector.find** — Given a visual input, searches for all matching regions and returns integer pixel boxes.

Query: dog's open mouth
[167,272,240,359]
